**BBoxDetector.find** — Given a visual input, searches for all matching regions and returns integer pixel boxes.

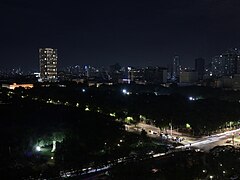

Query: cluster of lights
[36,146,41,152]
[189,97,195,101]
[117,139,123,147]
[122,89,130,95]
[85,106,90,111]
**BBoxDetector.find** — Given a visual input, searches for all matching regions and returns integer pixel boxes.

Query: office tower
[144,67,167,84]
[195,58,205,80]
[172,55,181,81]
[39,48,58,82]
[211,48,240,77]
[109,63,123,83]
[180,70,198,84]
[128,67,144,83]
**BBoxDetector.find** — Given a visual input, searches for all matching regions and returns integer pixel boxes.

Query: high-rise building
[180,70,198,84]
[39,48,58,82]
[211,48,240,77]
[172,55,181,81]
[195,58,205,80]
[128,67,144,83]
[144,67,167,84]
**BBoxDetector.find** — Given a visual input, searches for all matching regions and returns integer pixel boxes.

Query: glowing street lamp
[186,123,191,129]
[122,89,127,94]
[36,146,41,152]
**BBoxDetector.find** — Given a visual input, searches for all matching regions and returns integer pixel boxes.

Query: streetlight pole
[232,133,235,146]
[169,121,173,136]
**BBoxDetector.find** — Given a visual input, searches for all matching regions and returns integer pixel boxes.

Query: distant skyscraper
[144,67,167,84]
[39,48,58,82]
[195,58,205,80]
[211,48,240,77]
[180,70,198,84]
[172,55,181,81]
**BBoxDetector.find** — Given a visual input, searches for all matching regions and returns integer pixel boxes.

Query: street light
[189,97,195,101]
[36,146,41,152]
[169,122,173,136]
[209,175,213,179]
[122,89,127,94]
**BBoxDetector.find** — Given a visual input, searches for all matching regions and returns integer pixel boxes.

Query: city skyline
[1,0,240,70]
[2,1,240,179]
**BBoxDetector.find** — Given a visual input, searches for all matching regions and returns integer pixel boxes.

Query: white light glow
[122,89,127,94]
[36,146,41,152]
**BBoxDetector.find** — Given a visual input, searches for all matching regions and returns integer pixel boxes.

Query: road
[178,127,240,151]
[127,122,240,151]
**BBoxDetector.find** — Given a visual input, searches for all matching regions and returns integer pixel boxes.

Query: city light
[122,89,130,95]
[189,97,195,101]
[36,146,41,152]
[4,1,240,179]
[110,113,116,117]
[122,89,127,94]
[186,123,191,129]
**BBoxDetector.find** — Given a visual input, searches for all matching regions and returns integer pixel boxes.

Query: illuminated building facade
[2,83,34,90]
[211,48,240,77]
[39,48,58,82]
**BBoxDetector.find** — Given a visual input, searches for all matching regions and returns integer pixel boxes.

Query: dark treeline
[0,96,124,178]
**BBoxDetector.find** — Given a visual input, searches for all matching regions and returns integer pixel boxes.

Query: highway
[128,122,240,151]
[178,127,240,151]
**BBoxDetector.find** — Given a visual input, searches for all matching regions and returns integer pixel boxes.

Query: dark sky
[1,0,240,71]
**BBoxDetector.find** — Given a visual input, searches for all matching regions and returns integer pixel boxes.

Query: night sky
[1,0,240,71]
